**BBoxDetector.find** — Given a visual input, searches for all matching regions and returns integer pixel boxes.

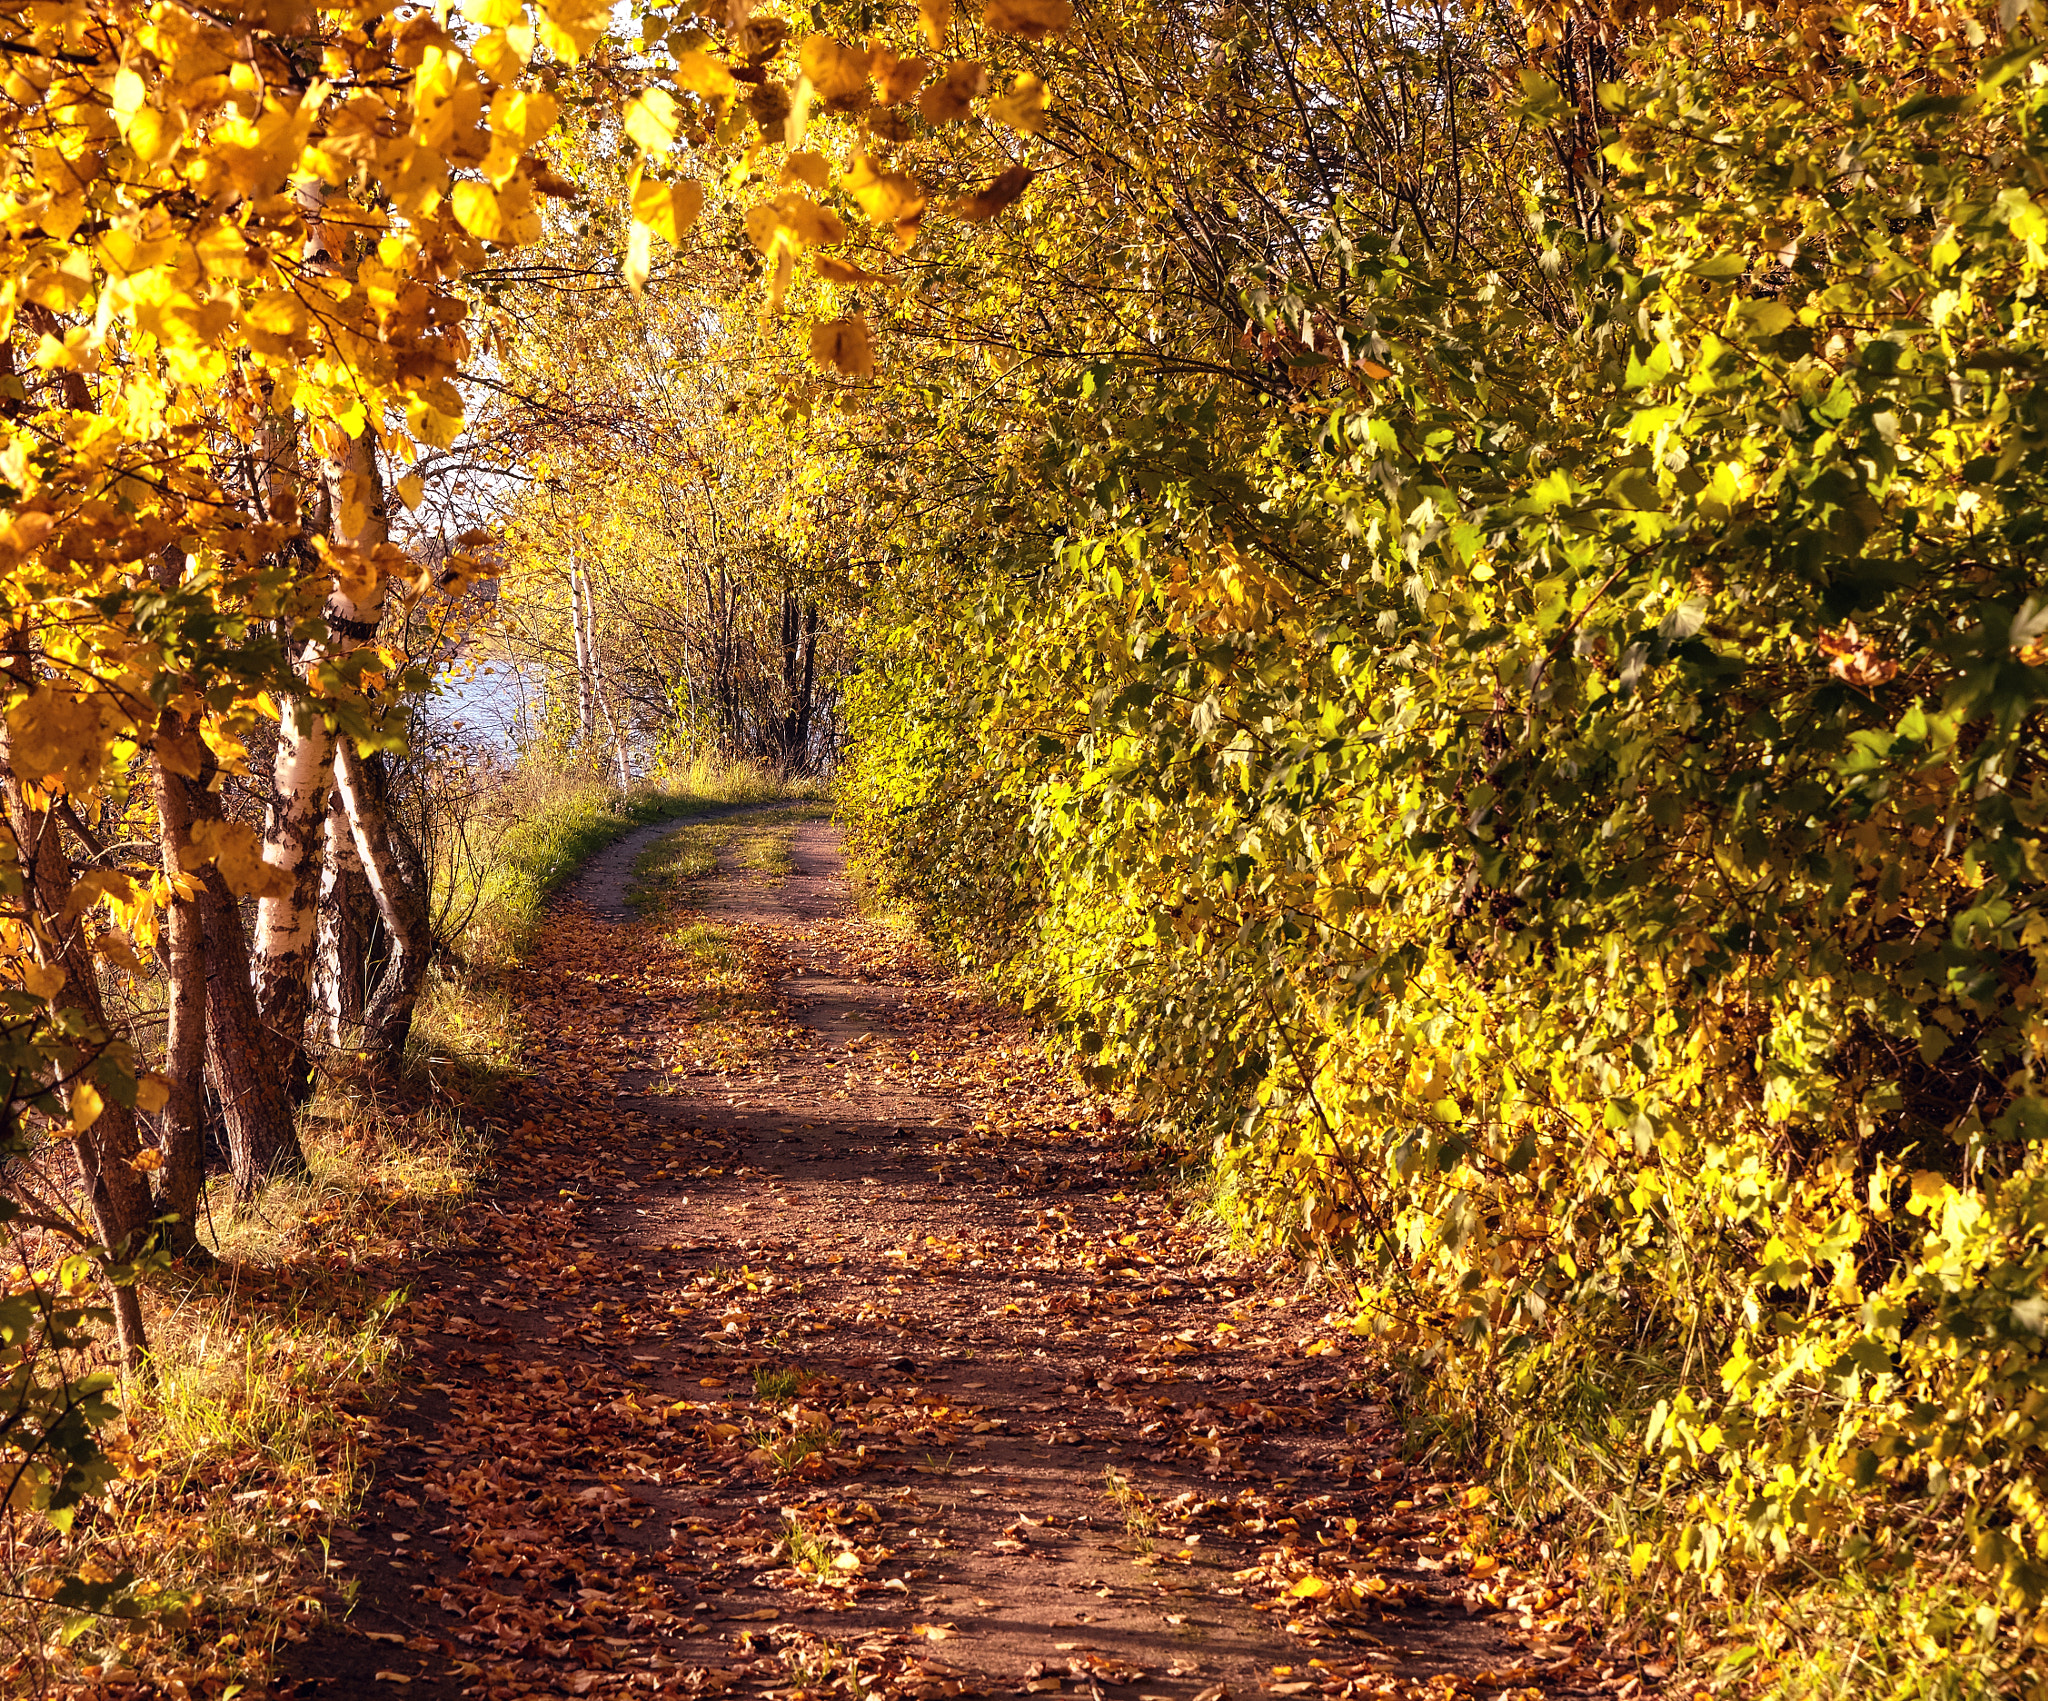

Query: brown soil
[281,819,1630,1701]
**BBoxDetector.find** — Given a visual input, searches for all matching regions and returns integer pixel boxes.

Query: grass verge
[465,759,823,962]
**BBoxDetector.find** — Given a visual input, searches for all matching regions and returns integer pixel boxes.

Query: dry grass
[0,959,516,1692]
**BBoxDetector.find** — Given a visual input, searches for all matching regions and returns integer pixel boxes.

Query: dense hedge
[845,16,2048,1695]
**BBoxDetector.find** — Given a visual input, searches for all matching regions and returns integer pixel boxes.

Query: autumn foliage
[4,0,2048,1692]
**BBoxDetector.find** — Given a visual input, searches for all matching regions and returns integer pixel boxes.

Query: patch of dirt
[281,818,1629,1701]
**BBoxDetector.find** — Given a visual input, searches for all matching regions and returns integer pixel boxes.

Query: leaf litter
[280,818,1647,1701]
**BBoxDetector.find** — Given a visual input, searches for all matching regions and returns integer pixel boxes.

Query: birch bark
[251,404,331,1101]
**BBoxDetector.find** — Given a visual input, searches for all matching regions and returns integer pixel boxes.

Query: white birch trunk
[251,404,334,1095]
[570,559,593,744]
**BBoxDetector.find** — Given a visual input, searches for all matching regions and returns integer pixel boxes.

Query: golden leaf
[919,0,952,49]
[762,243,794,319]
[129,1146,166,1173]
[494,87,561,147]
[983,0,1072,37]
[536,0,609,63]
[134,1076,169,1116]
[846,155,925,226]
[19,962,64,1001]
[183,819,295,901]
[624,87,679,152]
[780,151,831,190]
[624,219,653,295]
[473,24,535,80]
[748,191,846,251]
[460,0,524,24]
[989,71,1049,133]
[7,687,104,788]
[810,315,875,377]
[632,176,705,243]
[395,474,425,510]
[950,163,1034,222]
[69,1082,104,1134]
[919,59,987,124]
[453,180,504,241]
[799,35,872,112]
[674,50,737,100]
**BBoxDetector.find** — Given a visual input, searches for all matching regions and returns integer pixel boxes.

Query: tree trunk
[149,719,209,1261]
[251,402,330,1104]
[571,562,593,745]
[314,786,373,1050]
[334,741,431,1085]
[252,691,331,1104]
[793,599,818,771]
[187,774,308,1201]
[0,750,152,1374]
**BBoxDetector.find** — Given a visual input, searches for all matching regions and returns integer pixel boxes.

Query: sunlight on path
[284,820,1609,1701]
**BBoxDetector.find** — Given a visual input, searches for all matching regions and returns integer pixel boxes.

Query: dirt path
[284,818,1618,1701]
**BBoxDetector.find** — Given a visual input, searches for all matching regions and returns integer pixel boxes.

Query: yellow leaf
[624,87,679,153]
[632,177,705,243]
[748,191,845,252]
[799,35,872,111]
[453,179,542,245]
[194,222,257,280]
[674,50,736,100]
[69,1082,104,1134]
[831,1549,862,1572]
[745,204,787,255]
[492,87,561,147]
[624,219,653,295]
[763,243,794,318]
[1907,1171,1951,1216]
[780,151,831,190]
[984,0,1072,37]
[183,819,294,901]
[1628,1541,1654,1581]
[20,962,64,1001]
[129,1146,166,1173]
[7,687,105,789]
[536,0,609,63]
[1467,1554,1500,1578]
[845,155,924,226]
[919,0,952,49]
[810,315,874,377]
[474,24,535,81]
[134,1076,169,1115]
[1288,1575,1332,1599]
[395,474,425,510]
[1462,1485,1492,1508]
[111,66,147,118]
[460,0,524,24]
[910,1622,955,1640]
[989,71,1049,133]
[918,59,986,124]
